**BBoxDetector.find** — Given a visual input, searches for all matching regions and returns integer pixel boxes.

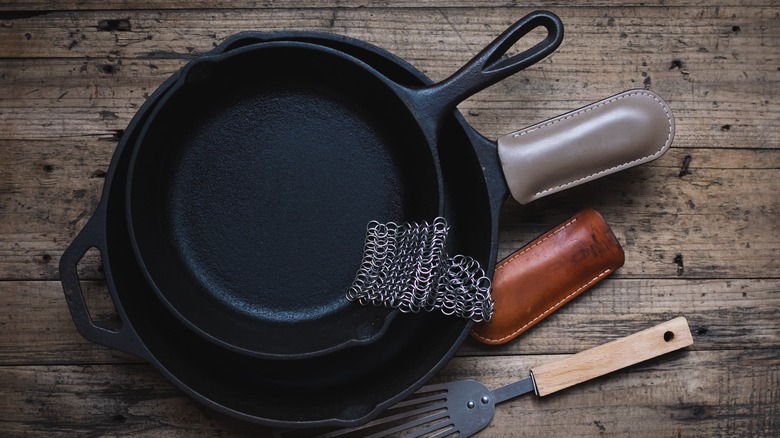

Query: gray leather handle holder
[497,89,675,204]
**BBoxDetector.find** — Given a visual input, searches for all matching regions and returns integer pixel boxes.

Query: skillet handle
[421,10,563,115]
[60,209,148,359]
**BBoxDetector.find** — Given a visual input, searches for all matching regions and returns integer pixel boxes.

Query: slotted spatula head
[311,380,497,438]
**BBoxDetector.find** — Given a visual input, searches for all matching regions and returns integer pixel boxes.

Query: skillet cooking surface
[127,46,439,358]
[112,32,487,426]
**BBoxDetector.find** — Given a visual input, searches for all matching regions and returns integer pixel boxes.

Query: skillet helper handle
[471,208,624,345]
[60,210,147,358]
[531,317,694,396]
[422,10,564,113]
[498,89,675,204]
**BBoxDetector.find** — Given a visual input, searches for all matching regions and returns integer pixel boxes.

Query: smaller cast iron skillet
[124,11,563,359]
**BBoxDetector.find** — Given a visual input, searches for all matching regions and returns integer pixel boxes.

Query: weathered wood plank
[460,278,780,355]
[2,53,778,153]
[5,137,777,280]
[3,82,776,152]
[0,349,775,437]
[0,280,137,366]
[1,6,776,149]
[1,0,777,12]
[0,58,182,142]
[496,149,780,279]
[0,138,107,280]
[0,7,774,65]
[0,363,262,437]
[1,279,776,365]
[433,349,779,438]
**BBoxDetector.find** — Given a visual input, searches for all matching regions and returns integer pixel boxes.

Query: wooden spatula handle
[530,317,693,396]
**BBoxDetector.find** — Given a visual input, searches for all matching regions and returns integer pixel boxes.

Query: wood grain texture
[1,141,777,280]
[1,1,778,12]
[434,349,779,438]
[530,317,694,396]
[0,1,777,436]
[2,279,776,362]
[1,7,776,149]
[0,349,776,437]
[460,278,780,356]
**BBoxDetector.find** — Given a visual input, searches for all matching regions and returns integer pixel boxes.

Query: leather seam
[494,217,577,272]
[510,91,673,199]
[472,268,614,343]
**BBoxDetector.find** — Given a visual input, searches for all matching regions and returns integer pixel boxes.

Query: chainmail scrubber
[347,217,494,322]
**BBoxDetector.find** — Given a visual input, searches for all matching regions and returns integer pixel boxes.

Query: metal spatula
[292,317,693,438]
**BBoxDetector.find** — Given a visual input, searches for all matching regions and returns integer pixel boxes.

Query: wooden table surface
[1,1,777,436]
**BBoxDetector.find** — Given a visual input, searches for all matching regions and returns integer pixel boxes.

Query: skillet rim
[123,40,447,359]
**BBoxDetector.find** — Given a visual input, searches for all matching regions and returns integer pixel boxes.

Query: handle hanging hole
[663,331,675,342]
[486,25,552,73]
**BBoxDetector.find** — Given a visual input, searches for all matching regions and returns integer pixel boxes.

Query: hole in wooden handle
[663,331,675,342]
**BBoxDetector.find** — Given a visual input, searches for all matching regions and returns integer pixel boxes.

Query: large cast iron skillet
[60,16,561,428]
[124,11,563,359]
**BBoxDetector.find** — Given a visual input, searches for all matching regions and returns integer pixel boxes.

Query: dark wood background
[1,1,777,436]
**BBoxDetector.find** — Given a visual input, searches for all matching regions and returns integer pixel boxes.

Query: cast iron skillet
[124,11,563,359]
[60,28,514,428]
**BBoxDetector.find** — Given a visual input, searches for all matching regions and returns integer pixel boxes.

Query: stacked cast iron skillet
[61,12,564,428]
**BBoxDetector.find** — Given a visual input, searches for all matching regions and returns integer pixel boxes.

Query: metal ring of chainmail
[347,217,494,322]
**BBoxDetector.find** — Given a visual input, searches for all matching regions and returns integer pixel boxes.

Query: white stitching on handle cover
[511,90,674,200]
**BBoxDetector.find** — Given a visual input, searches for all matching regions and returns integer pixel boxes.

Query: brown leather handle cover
[471,208,624,345]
